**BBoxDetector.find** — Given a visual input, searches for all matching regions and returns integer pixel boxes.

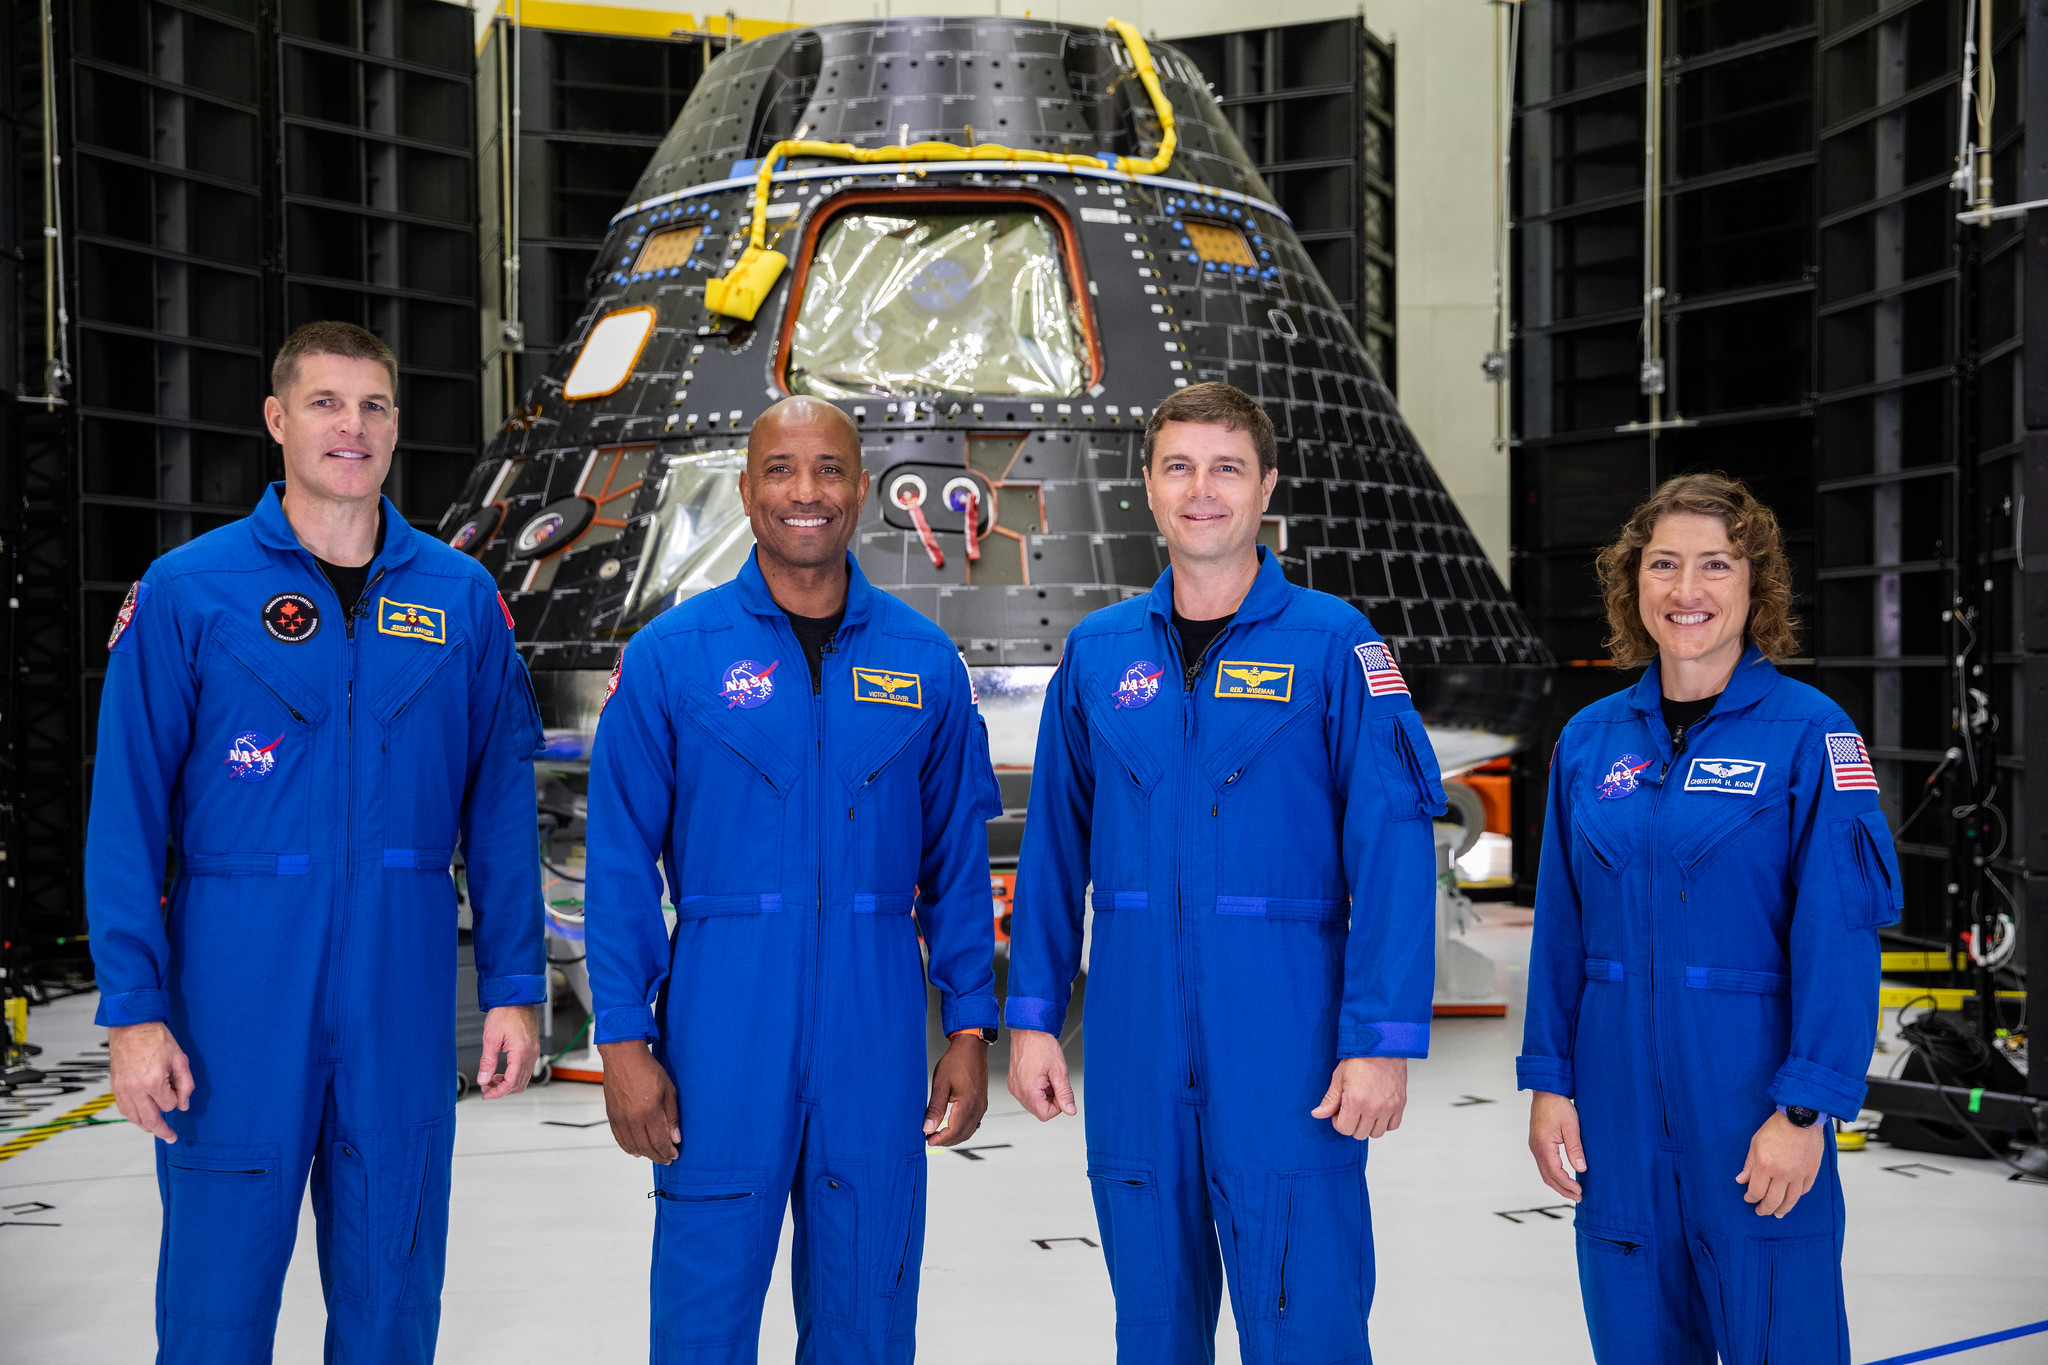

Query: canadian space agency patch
[262,592,320,644]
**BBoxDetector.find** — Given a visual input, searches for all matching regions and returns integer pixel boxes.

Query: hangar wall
[1509,0,2041,1086]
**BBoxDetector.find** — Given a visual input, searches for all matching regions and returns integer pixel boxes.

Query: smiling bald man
[584,396,1005,1364]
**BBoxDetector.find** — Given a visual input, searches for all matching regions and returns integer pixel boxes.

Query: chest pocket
[370,638,468,732]
[674,688,802,900]
[1079,687,1165,794]
[1079,684,1165,904]
[193,629,330,855]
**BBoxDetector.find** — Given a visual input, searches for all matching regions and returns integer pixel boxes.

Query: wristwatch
[950,1027,999,1044]
[1780,1104,1822,1128]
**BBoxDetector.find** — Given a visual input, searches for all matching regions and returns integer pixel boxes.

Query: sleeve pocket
[507,654,545,757]
[1837,810,1904,929]
[1386,711,1449,823]
[968,713,1005,822]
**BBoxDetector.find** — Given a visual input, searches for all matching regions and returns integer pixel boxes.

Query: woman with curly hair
[1516,473,1902,1363]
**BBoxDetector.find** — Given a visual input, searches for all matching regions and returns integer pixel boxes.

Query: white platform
[3,910,2043,1364]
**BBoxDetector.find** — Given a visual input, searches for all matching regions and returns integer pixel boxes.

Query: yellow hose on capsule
[704,16,1178,321]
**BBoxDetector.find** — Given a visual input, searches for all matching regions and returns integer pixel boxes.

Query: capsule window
[1185,221,1257,268]
[783,201,1095,399]
[635,225,703,273]
[563,305,657,401]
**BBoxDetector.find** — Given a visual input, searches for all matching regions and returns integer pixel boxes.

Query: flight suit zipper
[1172,618,1232,1095]
[327,567,381,1056]
[1646,705,1712,1144]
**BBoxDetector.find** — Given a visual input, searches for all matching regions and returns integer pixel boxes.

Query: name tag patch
[1214,660,1293,701]
[1683,757,1766,796]
[854,667,922,708]
[378,597,447,644]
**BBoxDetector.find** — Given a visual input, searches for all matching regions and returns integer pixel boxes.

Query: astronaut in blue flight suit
[1005,383,1446,1365]
[584,396,1003,1365]
[1520,475,1901,1365]
[87,322,546,1365]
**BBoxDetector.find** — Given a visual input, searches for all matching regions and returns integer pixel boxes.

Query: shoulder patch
[601,652,623,715]
[108,580,149,653]
[1825,732,1878,791]
[957,650,979,705]
[498,592,515,631]
[1354,641,1408,697]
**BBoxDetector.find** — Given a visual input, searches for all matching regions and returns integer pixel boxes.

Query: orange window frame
[772,189,1105,397]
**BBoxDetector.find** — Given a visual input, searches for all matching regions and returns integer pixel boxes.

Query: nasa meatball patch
[262,592,321,644]
[1683,756,1766,797]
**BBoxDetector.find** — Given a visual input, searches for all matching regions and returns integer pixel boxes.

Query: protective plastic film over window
[786,210,1089,399]
[619,450,753,630]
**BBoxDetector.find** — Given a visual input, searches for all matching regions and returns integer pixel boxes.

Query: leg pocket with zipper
[319,1136,375,1307]
[650,1166,771,1350]
[394,1113,454,1313]
[1573,1213,1663,1364]
[882,1154,927,1341]
[1088,1163,1171,1325]
[163,1143,286,1327]
[1271,1165,1369,1365]
[808,1167,862,1328]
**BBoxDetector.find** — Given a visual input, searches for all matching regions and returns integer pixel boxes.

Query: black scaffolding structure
[1511,0,2041,1106]
[1,0,481,975]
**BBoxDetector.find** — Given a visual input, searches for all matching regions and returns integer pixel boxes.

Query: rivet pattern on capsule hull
[438,15,1556,854]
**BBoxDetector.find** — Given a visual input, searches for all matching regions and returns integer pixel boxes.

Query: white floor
[3,910,2043,1364]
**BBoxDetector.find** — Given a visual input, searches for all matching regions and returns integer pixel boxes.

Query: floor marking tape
[1860,1318,2048,1365]
[0,1091,118,1164]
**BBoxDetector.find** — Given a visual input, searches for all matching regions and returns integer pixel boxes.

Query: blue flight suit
[1517,646,1903,1364]
[86,484,546,1365]
[584,550,1001,1365]
[1005,548,1446,1365]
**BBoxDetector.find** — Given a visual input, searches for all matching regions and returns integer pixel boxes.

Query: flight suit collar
[731,547,876,629]
[1628,641,1778,720]
[1144,545,1290,627]
[249,480,421,575]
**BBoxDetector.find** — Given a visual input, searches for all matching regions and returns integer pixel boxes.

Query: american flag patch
[1826,732,1878,791]
[1354,641,1409,697]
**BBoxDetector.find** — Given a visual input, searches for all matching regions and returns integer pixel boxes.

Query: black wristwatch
[1782,1105,1822,1128]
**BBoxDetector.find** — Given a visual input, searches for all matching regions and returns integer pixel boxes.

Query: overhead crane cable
[705,16,1182,321]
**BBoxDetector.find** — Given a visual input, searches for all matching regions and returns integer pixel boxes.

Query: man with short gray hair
[87,320,545,1363]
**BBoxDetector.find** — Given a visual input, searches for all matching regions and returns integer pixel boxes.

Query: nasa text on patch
[1214,660,1293,701]
[378,597,447,644]
[853,667,922,708]
[1683,756,1767,797]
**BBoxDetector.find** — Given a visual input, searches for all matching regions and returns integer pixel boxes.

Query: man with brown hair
[86,320,545,1363]
[1005,381,1446,1364]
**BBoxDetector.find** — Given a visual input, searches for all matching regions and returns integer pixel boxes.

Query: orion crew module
[436,15,1553,874]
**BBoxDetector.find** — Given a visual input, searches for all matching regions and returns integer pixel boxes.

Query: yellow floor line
[0,1091,118,1163]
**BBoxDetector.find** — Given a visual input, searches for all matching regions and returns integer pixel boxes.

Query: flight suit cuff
[1003,995,1064,1035]
[1339,1021,1429,1059]
[478,973,546,1010]
[940,993,999,1038]
[1769,1057,1866,1121]
[1515,1055,1575,1097]
[94,989,169,1028]
[594,1004,660,1044]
